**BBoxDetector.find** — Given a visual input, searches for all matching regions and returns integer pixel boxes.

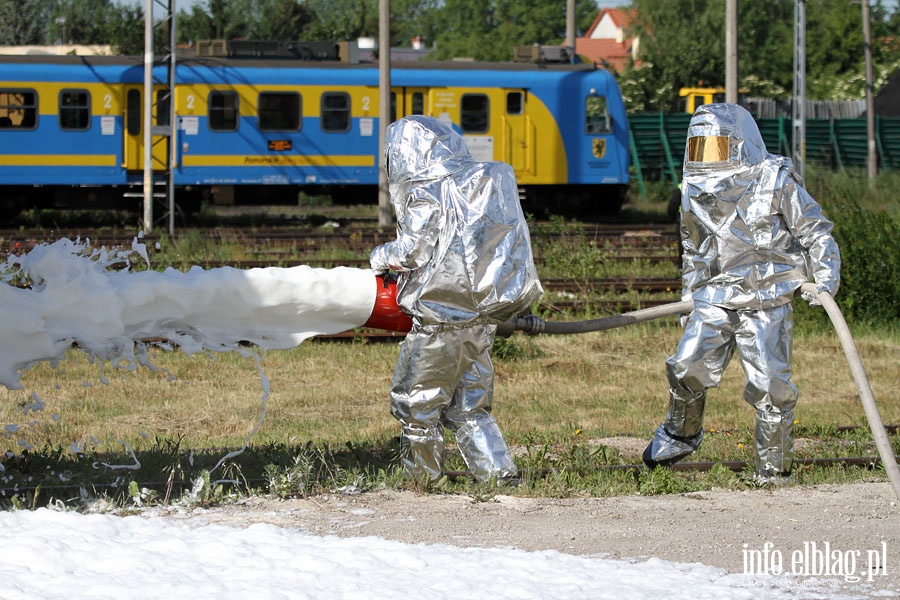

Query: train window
[0,89,37,129]
[127,89,141,135]
[259,92,301,131]
[411,92,424,115]
[59,90,90,130]
[461,94,489,133]
[506,92,523,115]
[321,92,350,132]
[585,94,610,134]
[156,90,171,127]
[209,91,239,131]
[390,92,397,122]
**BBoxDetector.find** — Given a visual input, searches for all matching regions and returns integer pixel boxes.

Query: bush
[816,178,900,327]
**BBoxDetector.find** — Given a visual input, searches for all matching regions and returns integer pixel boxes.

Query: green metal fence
[628,113,900,194]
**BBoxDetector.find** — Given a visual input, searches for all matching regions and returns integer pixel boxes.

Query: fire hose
[366,275,900,499]
[495,300,695,336]
[796,283,900,501]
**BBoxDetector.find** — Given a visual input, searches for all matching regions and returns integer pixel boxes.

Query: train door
[123,86,169,171]
[502,90,533,175]
[393,87,427,120]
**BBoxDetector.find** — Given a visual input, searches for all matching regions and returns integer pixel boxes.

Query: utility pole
[792,0,806,179]
[166,0,176,236]
[566,0,576,62]
[862,0,877,189]
[143,0,154,233]
[142,0,176,236]
[725,0,738,103]
[377,0,393,227]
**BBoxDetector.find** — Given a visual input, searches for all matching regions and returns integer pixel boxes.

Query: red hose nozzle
[364,274,413,333]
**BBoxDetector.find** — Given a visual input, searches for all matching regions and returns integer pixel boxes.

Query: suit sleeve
[781,172,841,296]
[370,193,442,273]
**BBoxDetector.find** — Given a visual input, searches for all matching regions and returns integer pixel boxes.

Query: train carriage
[0,57,138,185]
[0,52,630,218]
[0,56,170,212]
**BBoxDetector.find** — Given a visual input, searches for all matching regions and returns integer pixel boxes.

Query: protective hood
[683,103,769,176]
[385,116,473,199]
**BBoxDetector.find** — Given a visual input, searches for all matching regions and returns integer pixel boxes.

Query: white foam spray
[1,237,376,390]
[1,237,378,466]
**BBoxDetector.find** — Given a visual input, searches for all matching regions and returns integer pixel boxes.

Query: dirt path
[164,481,900,596]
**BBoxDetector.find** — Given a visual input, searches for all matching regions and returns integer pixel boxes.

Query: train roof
[0,53,622,94]
[0,53,602,73]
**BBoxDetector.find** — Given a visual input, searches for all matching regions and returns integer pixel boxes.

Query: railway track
[0,222,679,252]
[0,224,680,268]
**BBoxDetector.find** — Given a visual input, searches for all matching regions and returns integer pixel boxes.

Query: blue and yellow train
[0,52,630,218]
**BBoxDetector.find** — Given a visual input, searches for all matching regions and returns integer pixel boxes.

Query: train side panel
[174,64,380,192]
[0,66,129,186]
[0,57,179,211]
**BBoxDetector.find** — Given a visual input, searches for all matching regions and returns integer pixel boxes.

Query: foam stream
[1,238,377,390]
[1,238,378,466]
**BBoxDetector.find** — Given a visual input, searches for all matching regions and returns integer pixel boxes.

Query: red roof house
[575,8,638,72]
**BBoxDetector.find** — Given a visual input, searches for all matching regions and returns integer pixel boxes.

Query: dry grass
[3,320,897,463]
[496,323,900,442]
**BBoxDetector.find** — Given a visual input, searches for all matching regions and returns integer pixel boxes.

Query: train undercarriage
[1,182,628,225]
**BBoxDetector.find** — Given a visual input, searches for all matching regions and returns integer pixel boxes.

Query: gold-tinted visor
[687,135,730,163]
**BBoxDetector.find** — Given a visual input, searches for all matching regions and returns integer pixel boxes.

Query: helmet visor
[687,135,730,163]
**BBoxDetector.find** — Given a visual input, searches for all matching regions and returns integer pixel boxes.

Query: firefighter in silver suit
[370,116,543,484]
[643,103,841,482]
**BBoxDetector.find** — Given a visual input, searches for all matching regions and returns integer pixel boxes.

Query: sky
[0,507,870,599]
[0,237,888,600]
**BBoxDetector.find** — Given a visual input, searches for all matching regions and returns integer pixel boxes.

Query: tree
[388,0,441,50]
[107,3,147,55]
[259,0,315,41]
[619,0,899,112]
[0,0,48,45]
[177,3,217,45]
[47,0,119,45]
[166,0,595,60]
[302,0,369,41]
[429,0,596,62]
[805,0,900,98]
[620,0,729,112]
[734,0,793,93]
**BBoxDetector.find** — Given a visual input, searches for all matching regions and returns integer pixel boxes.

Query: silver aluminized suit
[644,103,841,481]
[370,116,543,483]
